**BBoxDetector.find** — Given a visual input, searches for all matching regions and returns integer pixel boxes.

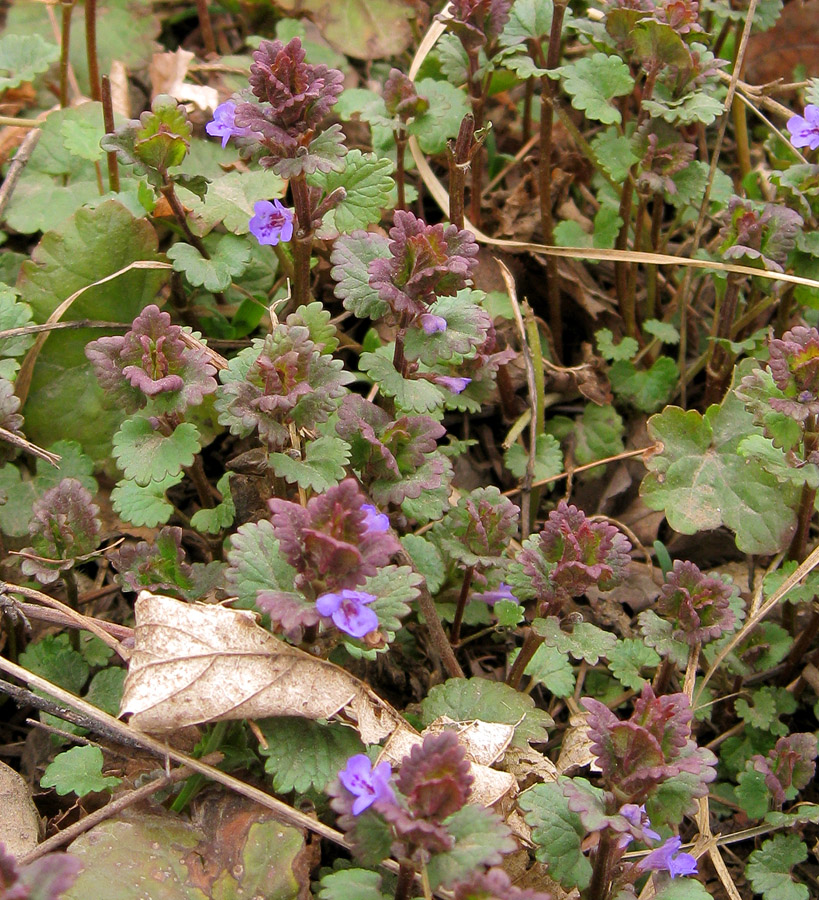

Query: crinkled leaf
[185,169,286,235]
[591,129,638,183]
[669,161,734,210]
[273,125,347,179]
[763,562,819,606]
[269,435,350,492]
[735,686,795,735]
[111,472,182,528]
[311,150,394,235]
[403,290,492,365]
[0,287,35,362]
[421,677,552,747]
[287,301,340,354]
[258,718,364,793]
[653,879,713,900]
[641,396,798,554]
[357,565,421,639]
[400,533,445,594]
[552,53,634,125]
[318,869,390,900]
[736,767,771,819]
[41,745,121,797]
[407,79,471,155]
[167,234,250,292]
[84,667,127,717]
[519,781,592,890]
[574,404,624,471]
[19,634,89,695]
[401,483,451,523]
[426,805,514,891]
[642,92,724,127]
[226,519,300,608]
[746,834,809,900]
[112,418,200,486]
[738,435,819,489]
[532,617,617,665]
[638,609,692,668]
[644,319,680,344]
[190,472,236,534]
[610,357,678,412]
[359,346,444,414]
[596,328,638,362]
[504,433,563,481]
[518,642,575,697]
[331,231,391,319]
[60,117,105,163]
[500,0,554,43]
[0,32,59,90]
[607,639,660,691]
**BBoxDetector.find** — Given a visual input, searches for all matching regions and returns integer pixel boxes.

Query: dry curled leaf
[120,591,404,741]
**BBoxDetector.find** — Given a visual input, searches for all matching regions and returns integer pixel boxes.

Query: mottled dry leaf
[149,49,218,110]
[0,760,39,858]
[556,713,599,775]
[425,715,515,765]
[378,719,517,809]
[121,591,403,741]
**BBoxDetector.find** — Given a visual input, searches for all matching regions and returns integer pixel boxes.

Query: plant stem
[448,114,475,230]
[161,182,211,260]
[787,422,818,562]
[731,23,752,182]
[392,311,412,379]
[653,656,678,694]
[85,0,101,101]
[59,0,75,109]
[586,828,613,900]
[449,565,474,646]
[394,860,416,900]
[289,173,314,307]
[507,628,544,689]
[704,272,742,405]
[395,130,407,211]
[61,569,80,651]
[464,49,486,227]
[101,76,120,192]
[195,0,217,56]
[170,720,229,812]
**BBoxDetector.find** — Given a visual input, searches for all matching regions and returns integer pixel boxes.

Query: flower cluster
[639,836,698,878]
[657,560,737,645]
[383,68,429,123]
[445,0,513,50]
[248,199,294,246]
[86,305,217,416]
[747,733,817,809]
[583,684,717,806]
[435,486,519,571]
[787,105,819,152]
[511,501,632,616]
[368,211,479,319]
[767,325,819,423]
[719,196,803,273]
[205,101,259,148]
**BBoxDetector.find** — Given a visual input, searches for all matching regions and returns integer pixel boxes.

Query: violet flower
[617,803,661,848]
[638,836,698,878]
[316,589,379,638]
[338,755,395,815]
[437,375,472,394]
[787,105,819,151]
[361,503,390,534]
[473,583,517,604]
[206,101,257,148]
[249,199,295,246]
[420,313,448,335]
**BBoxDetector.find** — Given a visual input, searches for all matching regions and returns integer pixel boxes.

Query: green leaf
[167,234,250,292]
[609,357,678,412]
[404,290,490,365]
[591,129,639,183]
[643,319,680,344]
[18,200,165,461]
[274,125,347,179]
[642,92,724,127]
[5,174,102,236]
[736,767,771,820]
[318,869,390,900]
[519,781,592,890]
[573,404,624,471]
[184,169,287,235]
[553,54,634,125]
[258,718,364,793]
[0,32,58,90]
[400,533,445,594]
[84,667,127,717]
[270,435,351,492]
[738,435,819,490]
[518,643,575,697]
[426,806,515,890]
[331,232,391,319]
[735,686,795,735]
[640,396,799,554]
[500,0,555,43]
[532,617,617,664]
[79,634,113,668]
[358,565,421,639]
[60,116,105,164]
[504,433,563,481]
[596,327,638,362]
[407,79,472,155]
[765,804,819,828]
[494,599,525,627]
[190,472,235,534]
[110,472,182,528]
[763,562,819,606]
[310,150,394,235]
[19,634,89,695]
[669,161,733,210]
[653,879,713,900]
[359,346,444,414]
[41,745,121,797]
[607,639,660,690]
[227,519,299,608]
[746,834,809,900]
[112,418,200,486]
[421,677,553,747]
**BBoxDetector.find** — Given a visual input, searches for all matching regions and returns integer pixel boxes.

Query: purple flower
[338,754,395,815]
[787,105,819,151]
[639,836,698,878]
[206,101,256,148]
[316,589,379,638]
[361,503,390,534]
[420,313,448,335]
[436,375,472,394]
[617,803,661,848]
[248,199,294,246]
[474,583,517,604]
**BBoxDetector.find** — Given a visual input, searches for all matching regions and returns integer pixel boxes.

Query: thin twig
[0,127,43,220]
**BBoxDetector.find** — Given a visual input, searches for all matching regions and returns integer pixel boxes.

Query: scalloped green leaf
[19,633,90,694]
[311,150,394,235]
[504,433,563,481]
[552,53,634,125]
[269,435,351,492]
[519,643,575,697]
[500,0,555,44]
[258,718,364,793]
[0,33,59,91]
[190,472,235,534]
[359,565,422,637]
[609,356,678,412]
[607,638,660,690]
[573,404,624,471]
[746,834,809,900]
[167,234,250,293]
[318,869,390,900]
[403,290,490,365]
[359,346,444,414]
[111,472,183,528]
[331,231,391,319]
[407,79,471,155]
[400,533,445,594]
[41,745,121,797]
[640,396,798,554]
[532,617,617,665]
[226,519,300,608]
[185,169,287,235]
[421,677,552,747]
[112,418,200,486]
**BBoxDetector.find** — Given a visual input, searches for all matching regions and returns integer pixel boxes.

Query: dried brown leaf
[121,591,404,741]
